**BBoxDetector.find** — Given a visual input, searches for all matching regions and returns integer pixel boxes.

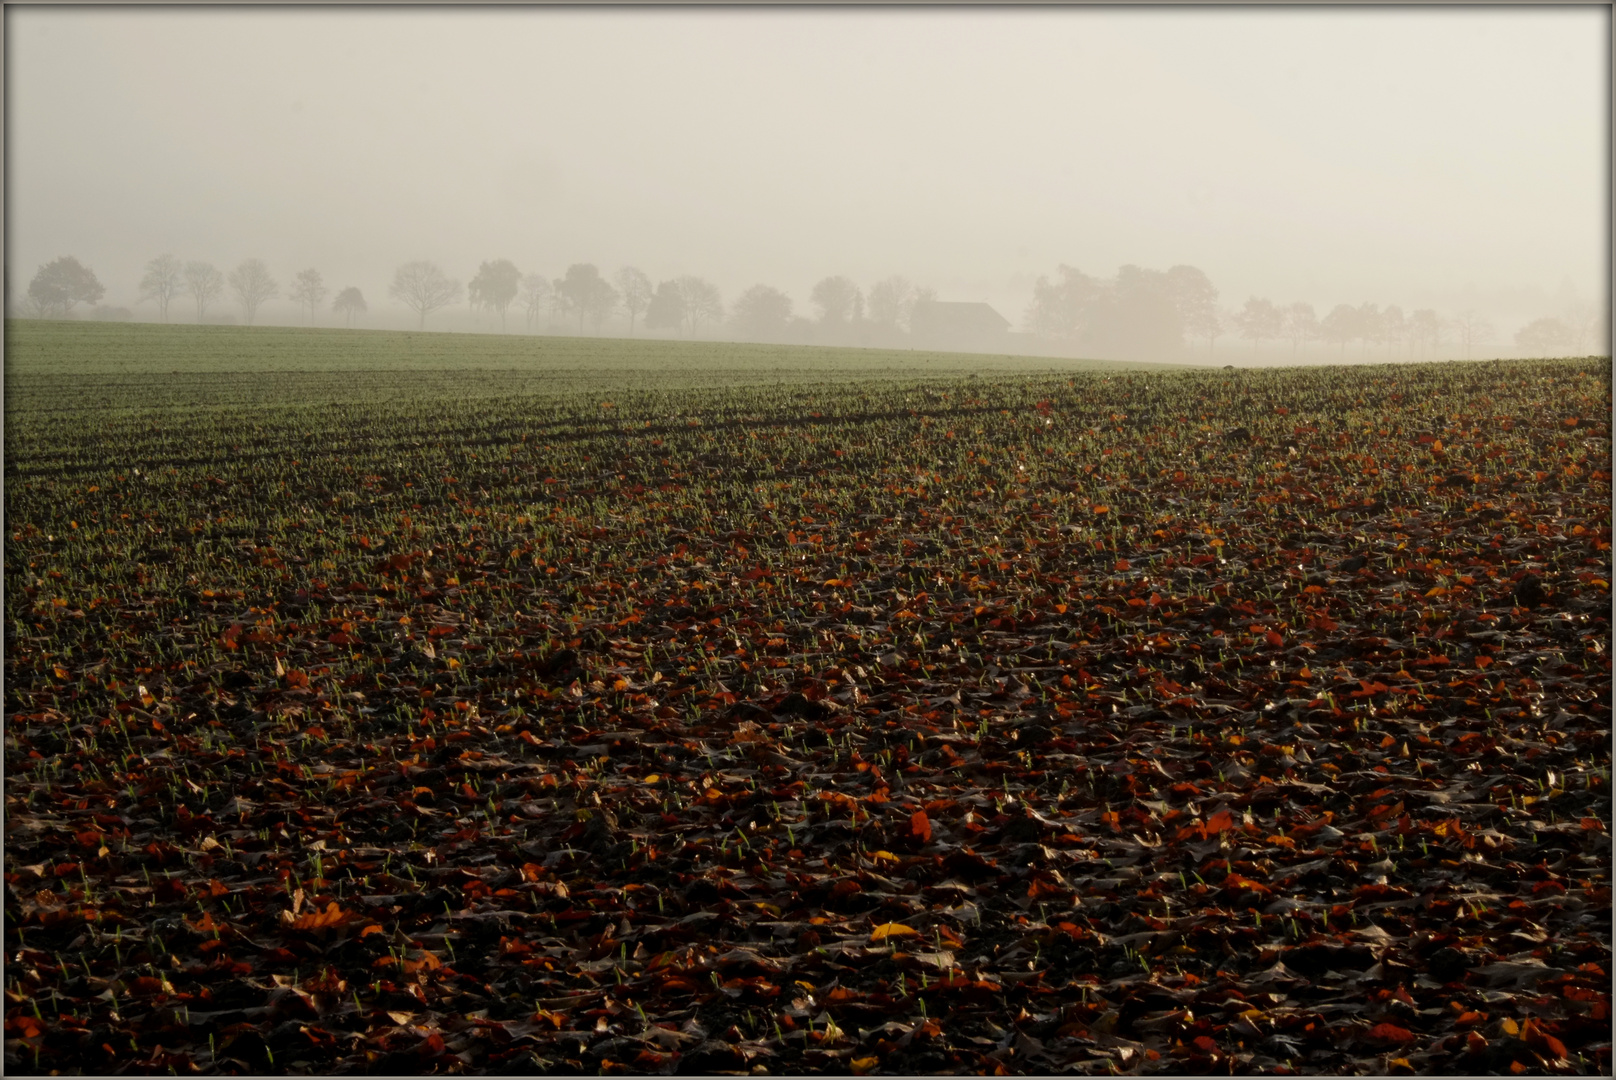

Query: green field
[4,319,1610,1075]
[5,318,1170,387]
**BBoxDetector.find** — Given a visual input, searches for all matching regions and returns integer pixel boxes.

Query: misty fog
[6,7,1608,361]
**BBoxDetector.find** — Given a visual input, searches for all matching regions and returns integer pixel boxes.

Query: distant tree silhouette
[1099,265,1181,358]
[184,262,224,323]
[1407,309,1442,357]
[730,284,793,341]
[138,254,183,322]
[332,286,366,327]
[555,264,616,334]
[644,280,685,334]
[1024,266,1103,343]
[1354,303,1383,357]
[227,259,278,326]
[469,259,522,332]
[288,268,327,325]
[1450,308,1494,360]
[1026,265,1195,359]
[866,276,914,334]
[810,276,861,327]
[616,267,653,335]
[587,280,621,333]
[27,256,105,318]
[1378,305,1406,358]
[1166,265,1220,354]
[1282,302,1318,357]
[1319,304,1358,358]
[519,274,552,333]
[676,276,722,337]
[1235,298,1282,354]
[1560,300,1607,354]
[1515,316,1573,358]
[389,261,461,329]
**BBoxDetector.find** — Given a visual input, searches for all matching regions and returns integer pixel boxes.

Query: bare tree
[332,286,366,328]
[519,274,552,333]
[469,259,522,332]
[1281,302,1318,357]
[288,268,328,325]
[1561,300,1607,354]
[675,275,722,337]
[1450,308,1494,360]
[389,261,462,329]
[138,254,183,322]
[1407,309,1442,357]
[615,267,653,335]
[184,262,224,323]
[227,259,278,326]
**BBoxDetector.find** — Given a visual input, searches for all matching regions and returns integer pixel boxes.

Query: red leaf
[910,810,931,843]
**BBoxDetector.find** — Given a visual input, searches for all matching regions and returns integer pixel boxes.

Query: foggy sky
[6,7,1608,331]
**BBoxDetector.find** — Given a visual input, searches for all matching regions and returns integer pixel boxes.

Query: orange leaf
[870,922,920,942]
[1521,1019,1568,1060]
[1365,1022,1415,1044]
[910,810,932,843]
[291,901,355,931]
[1203,810,1235,834]
[403,950,442,974]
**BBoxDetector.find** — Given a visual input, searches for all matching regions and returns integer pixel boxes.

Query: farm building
[910,300,1011,351]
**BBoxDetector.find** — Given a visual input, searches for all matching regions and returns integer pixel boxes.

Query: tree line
[1022,263,1607,361]
[16,255,363,328]
[21,253,945,346]
[384,259,935,345]
[15,253,1606,360]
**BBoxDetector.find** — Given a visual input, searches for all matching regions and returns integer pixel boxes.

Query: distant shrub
[91,305,133,322]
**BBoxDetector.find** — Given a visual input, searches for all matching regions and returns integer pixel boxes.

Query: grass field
[4,320,1610,1074]
[4,319,1171,383]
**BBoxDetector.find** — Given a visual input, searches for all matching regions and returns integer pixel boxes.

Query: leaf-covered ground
[4,341,1610,1074]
